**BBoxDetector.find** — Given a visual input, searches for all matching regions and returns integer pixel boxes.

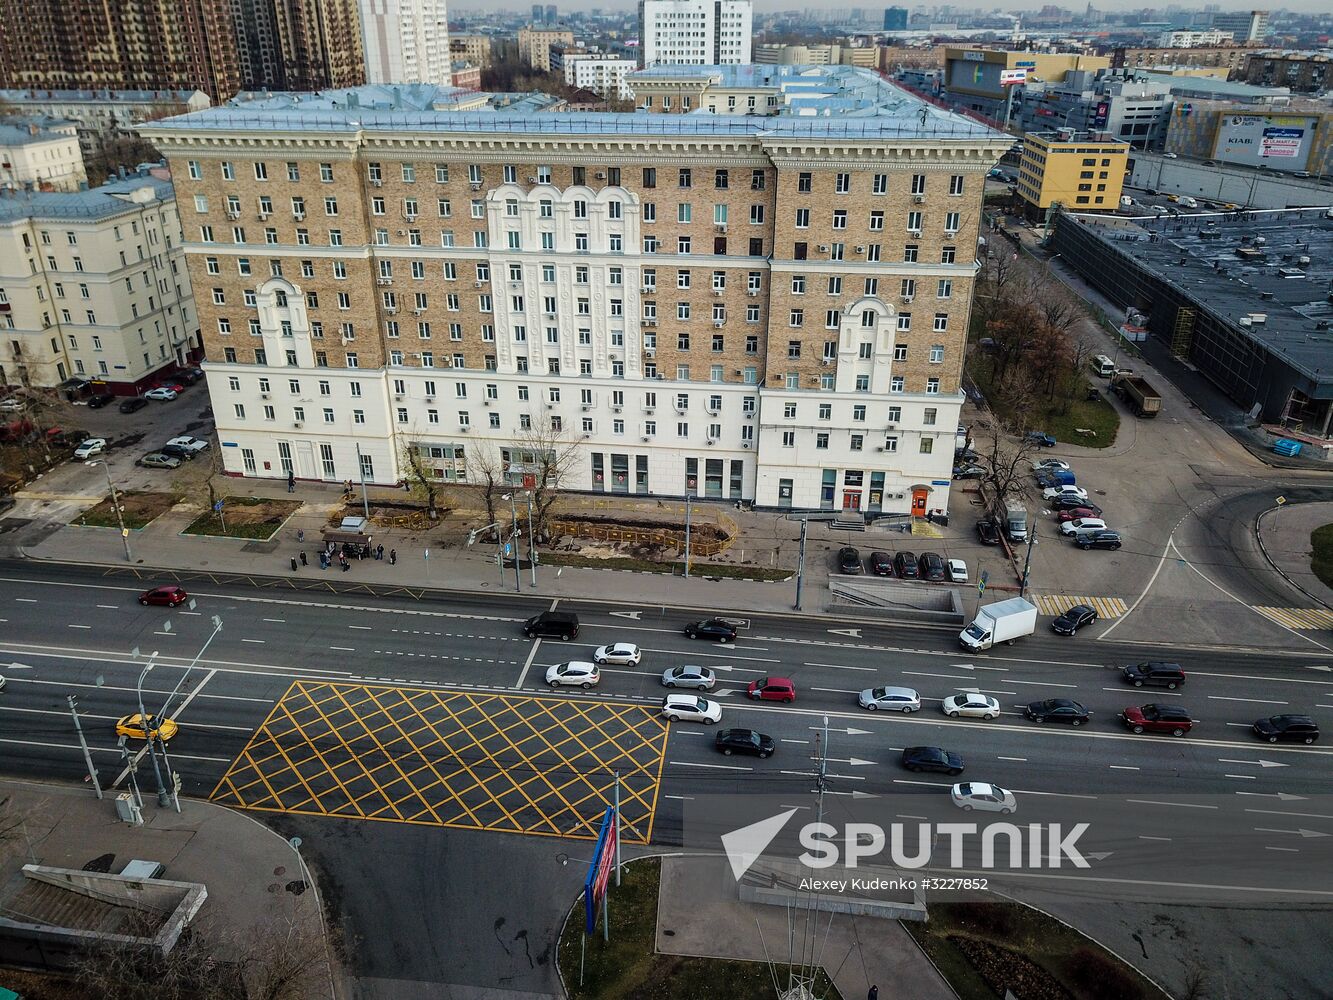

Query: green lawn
[903,901,1166,1000]
[181,496,301,540]
[1311,523,1333,590]
[968,358,1121,450]
[539,551,792,582]
[558,857,840,1000]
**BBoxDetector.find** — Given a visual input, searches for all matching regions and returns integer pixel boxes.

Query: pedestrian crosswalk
[1253,606,1333,631]
[1031,594,1130,619]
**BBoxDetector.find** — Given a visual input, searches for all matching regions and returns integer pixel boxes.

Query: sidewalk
[1257,500,1333,610]
[0,778,339,988]
[655,854,954,999]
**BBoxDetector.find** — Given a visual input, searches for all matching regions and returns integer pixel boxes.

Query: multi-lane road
[3,559,1332,898]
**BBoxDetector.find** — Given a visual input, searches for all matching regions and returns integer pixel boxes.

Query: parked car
[154,381,185,394]
[975,520,1003,546]
[902,746,964,775]
[1032,458,1071,473]
[894,551,919,579]
[119,396,149,413]
[0,493,15,515]
[1056,505,1103,522]
[1026,431,1057,448]
[144,387,177,401]
[869,551,893,576]
[951,782,1015,814]
[684,618,737,642]
[86,392,116,409]
[1042,484,1089,502]
[858,686,920,713]
[72,438,108,459]
[952,463,986,480]
[838,546,863,574]
[917,552,946,581]
[1121,704,1194,737]
[947,559,968,584]
[1050,604,1098,635]
[178,368,206,385]
[592,642,641,666]
[1252,715,1319,744]
[115,713,179,742]
[158,443,196,461]
[941,693,1000,719]
[661,665,716,691]
[715,728,774,759]
[545,661,600,689]
[1025,698,1090,725]
[165,435,210,454]
[747,676,796,703]
[1059,517,1107,538]
[1076,530,1122,550]
[137,452,182,469]
[1050,494,1098,512]
[1123,662,1185,690]
[523,610,579,640]
[139,585,189,607]
[661,693,722,724]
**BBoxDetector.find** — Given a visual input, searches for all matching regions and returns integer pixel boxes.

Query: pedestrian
[296,528,304,543]
[287,471,296,493]
[389,548,397,565]
[867,987,878,1000]
[376,543,384,561]
[340,553,349,571]
[299,551,307,566]
[319,552,328,570]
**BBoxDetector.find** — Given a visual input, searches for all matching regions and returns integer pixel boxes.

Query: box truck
[959,597,1039,652]
[1003,502,1028,543]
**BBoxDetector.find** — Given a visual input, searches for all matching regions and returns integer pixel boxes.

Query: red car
[1056,505,1103,522]
[154,381,186,394]
[747,676,796,703]
[139,585,189,607]
[1120,704,1193,737]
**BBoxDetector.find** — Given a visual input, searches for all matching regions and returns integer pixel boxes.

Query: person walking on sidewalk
[340,553,349,571]
[389,548,397,565]
[375,543,384,561]
[287,471,296,493]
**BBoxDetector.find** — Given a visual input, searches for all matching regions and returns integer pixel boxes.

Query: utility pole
[101,462,132,563]
[68,695,102,800]
[683,492,693,579]
[136,662,169,808]
[526,492,537,588]
[355,443,371,520]
[507,492,521,593]
[1019,524,1037,598]
[613,769,622,887]
[793,518,808,611]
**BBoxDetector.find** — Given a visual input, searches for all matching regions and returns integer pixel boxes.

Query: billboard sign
[583,806,617,934]
[1214,114,1316,171]
[1091,101,1110,129]
[999,69,1027,86]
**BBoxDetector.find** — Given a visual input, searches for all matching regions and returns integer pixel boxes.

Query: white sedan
[857,686,920,713]
[661,693,722,724]
[941,693,1001,720]
[661,665,716,690]
[165,435,210,454]
[144,387,178,401]
[73,438,108,459]
[1031,458,1070,473]
[950,782,1017,814]
[1042,484,1089,502]
[545,661,600,689]
[947,558,967,584]
[592,642,641,666]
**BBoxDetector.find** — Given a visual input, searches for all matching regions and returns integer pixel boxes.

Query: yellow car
[1165,194,1180,203]
[115,714,179,741]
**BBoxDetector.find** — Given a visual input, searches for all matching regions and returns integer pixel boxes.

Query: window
[320,163,334,182]
[920,437,934,454]
[941,246,956,265]
[945,211,961,234]
[872,173,887,195]
[643,167,656,188]
[789,309,803,328]
[782,431,796,447]
[187,160,202,180]
[832,209,847,230]
[253,161,268,181]
[714,169,728,189]
[933,313,949,333]
[949,175,964,196]
[911,174,926,195]
[816,433,829,449]
[678,168,691,188]
[937,279,953,299]
[797,172,812,193]
[904,244,918,263]
[795,208,810,229]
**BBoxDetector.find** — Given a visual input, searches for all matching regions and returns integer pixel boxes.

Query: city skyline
[447,1,1329,16]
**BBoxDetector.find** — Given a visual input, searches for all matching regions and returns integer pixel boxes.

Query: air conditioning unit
[742,441,751,449]
[644,347,655,356]
[371,178,383,187]
[643,318,657,327]
[944,228,959,236]
[293,420,303,428]
[908,229,922,237]
[394,393,404,401]
[876,445,885,452]
[705,438,717,446]
[226,210,240,220]
[260,392,271,399]
[821,359,832,366]
[715,223,727,231]
[405,213,418,222]
[747,288,759,296]
[469,182,482,191]
[293,210,305,220]
[396,229,407,236]
[424,396,436,404]
[581,405,590,412]
[745,412,754,420]
[377,278,392,286]
[712,288,724,296]
[903,293,914,303]
[817,244,829,252]
[474,281,484,288]
[612,405,622,413]
[459,425,471,432]
[384,306,397,314]
[258,210,271,220]
[912,193,925,203]
[855,246,864,254]
[595,171,606,180]
[644,406,655,414]
[527,176,538,184]
[642,436,651,442]
[641,285,655,293]
[412,308,425,315]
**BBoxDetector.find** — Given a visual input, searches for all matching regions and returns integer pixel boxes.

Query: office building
[0,90,212,161]
[359,0,452,87]
[883,8,908,31]
[754,43,877,68]
[0,0,240,103]
[517,26,576,72]
[546,5,558,22]
[637,0,752,67]
[1163,101,1331,177]
[0,170,200,390]
[1211,10,1269,43]
[1014,131,1129,219]
[1014,72,1173,152]
[532,4,544,22]
[139,79,1008,510]
[0,121,87,192]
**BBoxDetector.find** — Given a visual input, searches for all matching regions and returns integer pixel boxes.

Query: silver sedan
[661,665,716,691]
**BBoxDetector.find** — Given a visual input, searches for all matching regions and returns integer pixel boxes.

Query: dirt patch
[0,965,86,1000]
[182,496,302,540]
[75,490,178,530]
[324,499,451,532]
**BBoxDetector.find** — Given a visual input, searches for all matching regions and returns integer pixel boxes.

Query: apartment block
[450,35,494,70]
[268,0,366,92]
[517,27,576,73]
[1111,45,1255,74]
[565,58,637,100]
[139,79,1007,511]
[360,0,452,88]
[0,171,200,390]
[1242,51,1332,94]
[0,122,87,192]
[637,0,752,68]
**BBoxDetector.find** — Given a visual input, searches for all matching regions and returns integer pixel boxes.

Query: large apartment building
[0,170,201,391]
[359,0,452,88]
[638,0,752,68]
[140,79,1006,511]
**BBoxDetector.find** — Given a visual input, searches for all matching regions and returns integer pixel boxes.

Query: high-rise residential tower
[359,1,452,87]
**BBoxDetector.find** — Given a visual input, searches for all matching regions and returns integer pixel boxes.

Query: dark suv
[975,520,1002,546]
[1252,715,1318,744]
[917,552,946,581]
[119,396,149,414]
[1122,662,1185,690]
[869,551,893,576]
[522,611,579,641]
[1076,530,1122,550]
[894,551,919,579]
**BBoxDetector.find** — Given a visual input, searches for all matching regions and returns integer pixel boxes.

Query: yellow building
[1015,131,1129,218]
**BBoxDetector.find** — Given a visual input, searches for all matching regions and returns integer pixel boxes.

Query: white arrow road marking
[609,611,643,620]
[1126,800,1219,810]
[810,726,872,736]
[1209,695,1288,704]
[1305,664,1332,672]
[824,757,875,767]
[850,791,878,799]
[828,628,862,638]
[7,662,33,670]
[1218,758,1289,768]
[1236,791,1307,801]
[1254,827,1330,838]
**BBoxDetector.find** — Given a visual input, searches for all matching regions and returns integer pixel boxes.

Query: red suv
[747,677,796,703]
[1120,704,1193,737]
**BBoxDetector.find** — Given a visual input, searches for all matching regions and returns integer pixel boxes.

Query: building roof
[1092,211,1333,384]
[1140,71,1291,101]
[0,88,208,105]
[0,171,173,223]
[0,123,74,146]
[148,73,1003,142]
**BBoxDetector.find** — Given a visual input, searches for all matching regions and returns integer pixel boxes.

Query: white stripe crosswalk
[1253,607,1333,631]
[1031,594,1129,619]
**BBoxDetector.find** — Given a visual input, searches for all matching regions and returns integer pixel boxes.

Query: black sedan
[118,397,149,414]
[684,618,737,643]
[901,746,964,775]
[1025,698,1090,725]
[1050,604,1098,636]
[869,551,893,576]
[1050,494,1097,512]
[838,546,863,574]
[975,520,1002,546]
[86,392,116,409]
[715,728,775,758]
[1252,715,1319,744]
[952,463,986,480]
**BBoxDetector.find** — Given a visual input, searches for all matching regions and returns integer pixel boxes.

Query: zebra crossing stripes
[1253,607,1333,631]
[1031,595,1130,619]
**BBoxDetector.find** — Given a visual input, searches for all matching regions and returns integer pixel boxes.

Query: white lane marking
[241,638,265,644]
[67,624,91,630]
[1109,765,1140,771]
[1,675,272,703]
[997,756,1027,762]
[96,605,118,609]
[1138,836,1172,842]
[892,778,1095,800]
[1218,759,1288,768]
[330,646,355,652]
[514,638,543,690]
[668,760,751,771]
[1006,679,1077,688]
[802,661,876,672]
[1126,800,1218,810]
[663,795,695,801]
[14,598,36,603]
[1209,695,1288,705]
[811,687,860,695]
[781,738,810,744]
[0,736,231,763]
[903,671,976,681]
[1265,846,1300,852]
[263,618,286,623]
[1225,774,1258,780]
[673,730,706,737]
[348,625,373,630]
[1102,686,1181,697]
[1244,808,1333,820]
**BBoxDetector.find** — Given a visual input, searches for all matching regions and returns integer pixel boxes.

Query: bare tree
[467,441,506,539]
[975,421,1040,516]
[511,418,580,538]
[399,436,442,518]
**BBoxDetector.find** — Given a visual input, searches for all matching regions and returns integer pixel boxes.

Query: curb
[1254,504,1333,613]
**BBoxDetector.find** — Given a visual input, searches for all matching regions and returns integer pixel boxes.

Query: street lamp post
[683,493,694,579]
[525,492,537,589]
[503,493,521,593]
[354,443,371,520]
[97,461,132,563]
[135,662,169,807]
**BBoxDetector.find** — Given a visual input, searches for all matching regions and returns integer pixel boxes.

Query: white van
[1178,196,1198,209]
[1090,354,1116,378]
[1120,195,1134,208]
